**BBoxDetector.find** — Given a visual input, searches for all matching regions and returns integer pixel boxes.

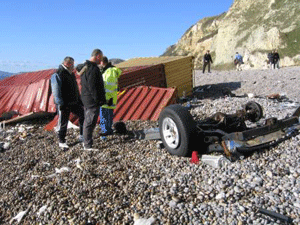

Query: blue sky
[0,0,233,73]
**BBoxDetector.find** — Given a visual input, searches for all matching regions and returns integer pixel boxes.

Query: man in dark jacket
[203,50,213,73]
[51,56,84,149]
[267,51,274,69]
[79,49,106,150]
[273,50,280,69]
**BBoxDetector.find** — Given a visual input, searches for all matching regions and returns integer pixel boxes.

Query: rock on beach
[1,66,300,224]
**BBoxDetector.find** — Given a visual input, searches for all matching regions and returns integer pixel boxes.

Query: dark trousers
[57,104,84,143]
[83,106,100,148]
[99,107,114,134]
[203,62,211,73]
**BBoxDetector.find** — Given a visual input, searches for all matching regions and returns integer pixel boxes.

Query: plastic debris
[190,151,200,164]
[248,93,254,98]
[10,210,28,223]
[0,142,10,152]
[37,205,47,216]
[201,155,231,168]
[3,142,10,149]
[75,158,83,171]
[9,203,32,224]
[55,167,70,174]
[67,121,79,130]
[134,213,156,225]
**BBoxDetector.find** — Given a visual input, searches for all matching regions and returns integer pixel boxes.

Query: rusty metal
[119,64,166,90]
[221,140,232,157]
[198,101,263,134]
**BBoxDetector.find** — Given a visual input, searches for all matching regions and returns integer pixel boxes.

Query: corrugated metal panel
[0,69,82,116]
[113,86,177,122]
[0,69,56,87]
[0,67,176,125]
[0,69,57,115]
[119,64,166,90]
[44,85,177,130]
[116,56,193,97]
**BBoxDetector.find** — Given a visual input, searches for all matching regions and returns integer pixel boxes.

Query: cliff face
[162,0,300,70]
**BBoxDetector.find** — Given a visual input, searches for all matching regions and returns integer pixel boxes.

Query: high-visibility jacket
[102,67,122,109]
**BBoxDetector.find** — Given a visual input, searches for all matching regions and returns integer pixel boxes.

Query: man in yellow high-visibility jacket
[99,56,122,137]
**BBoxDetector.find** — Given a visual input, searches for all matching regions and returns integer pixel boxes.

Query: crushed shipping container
[116,56,194,97]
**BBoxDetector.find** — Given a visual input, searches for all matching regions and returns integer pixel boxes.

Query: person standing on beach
[51,56,85,149]
[267,51,274,69]
[99,56,122,139]
[203,50,213,73]
[234,52,243,71]
[273,50,280,69]
[79,49,106,150]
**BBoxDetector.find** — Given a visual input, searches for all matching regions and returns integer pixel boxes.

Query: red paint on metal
[122,87,151,121]
[0,69,57,116]
[0,69,56,87]
[113,86,177,122]
[113,87,140,122]
[1,67,174,127]
[119,64,166,90]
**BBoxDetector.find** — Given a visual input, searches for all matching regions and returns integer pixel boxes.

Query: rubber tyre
[244,101,263,122]
[159,104,196,156]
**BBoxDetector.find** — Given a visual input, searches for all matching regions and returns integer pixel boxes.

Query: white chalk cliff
[162,0,300,70]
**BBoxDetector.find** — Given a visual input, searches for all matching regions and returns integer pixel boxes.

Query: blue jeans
[99,107,114,134]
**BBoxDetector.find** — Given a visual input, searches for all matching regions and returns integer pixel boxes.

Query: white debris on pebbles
[0,67,300,224]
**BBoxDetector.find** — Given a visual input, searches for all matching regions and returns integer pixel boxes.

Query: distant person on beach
[51,56,85,149]
[203,50,213,73]
[267,51,274,69]
[273,50,280,69]
[234,52,243,71]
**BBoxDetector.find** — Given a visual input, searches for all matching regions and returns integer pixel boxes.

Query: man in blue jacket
[234,52,243,71]
[51,56,84,149]
[78,49,106,150]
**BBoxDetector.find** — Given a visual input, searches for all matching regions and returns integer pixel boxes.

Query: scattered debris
[267,93,281,99]
[9,203,32,224]
[55,167,70,174]
[37,205,48,217]
[128,128,161,140]
[133,213,156,225]
[248,93,255,98]
[0,142,10,152]
[257,207,293,224]
[201,155,231,168]
[75,158,84,171]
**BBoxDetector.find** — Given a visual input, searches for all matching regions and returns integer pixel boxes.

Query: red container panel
[119,64,166,90]
[113,86,177,122]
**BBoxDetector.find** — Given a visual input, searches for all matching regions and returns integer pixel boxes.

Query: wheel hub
[162,117,179,148]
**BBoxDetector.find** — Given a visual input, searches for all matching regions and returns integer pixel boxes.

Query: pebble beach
[1,66,300,224]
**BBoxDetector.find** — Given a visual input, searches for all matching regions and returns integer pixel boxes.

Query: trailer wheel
[159,104,196,156]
